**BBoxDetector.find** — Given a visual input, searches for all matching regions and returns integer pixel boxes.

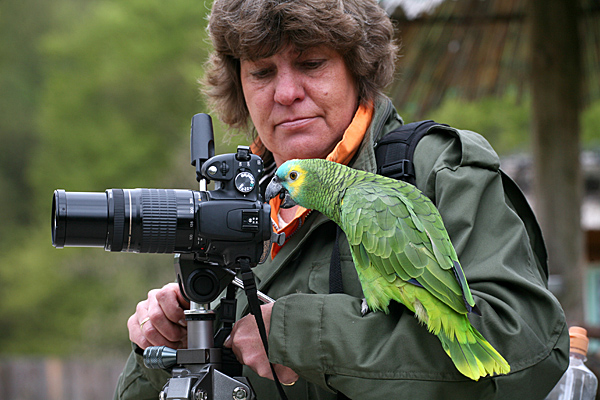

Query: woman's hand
[224,302,299,385]
[128,282,190,350]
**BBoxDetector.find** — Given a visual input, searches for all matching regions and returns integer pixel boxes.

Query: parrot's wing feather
[391,181,478,312]
[340,179,474,314]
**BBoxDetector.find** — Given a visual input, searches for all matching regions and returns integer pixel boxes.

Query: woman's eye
[301,60,325,70]
[250,67,273,79]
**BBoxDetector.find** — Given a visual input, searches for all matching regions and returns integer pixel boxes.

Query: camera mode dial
[235,171,255,194]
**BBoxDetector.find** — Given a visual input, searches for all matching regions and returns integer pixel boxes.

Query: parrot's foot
[360,298,370,316]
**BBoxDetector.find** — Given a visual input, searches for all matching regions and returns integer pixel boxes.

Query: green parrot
[265,158,510,381]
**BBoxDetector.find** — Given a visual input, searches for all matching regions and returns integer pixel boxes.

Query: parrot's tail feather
[438,324,510,381]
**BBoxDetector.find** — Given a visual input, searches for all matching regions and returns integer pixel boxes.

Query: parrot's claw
[360,298,370,316]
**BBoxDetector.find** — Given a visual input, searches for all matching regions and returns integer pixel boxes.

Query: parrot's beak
[266,175,297,208]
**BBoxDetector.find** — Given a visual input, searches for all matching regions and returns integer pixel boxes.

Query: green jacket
[114,96,568,400]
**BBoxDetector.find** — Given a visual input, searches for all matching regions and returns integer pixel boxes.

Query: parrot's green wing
[339,176,476,314]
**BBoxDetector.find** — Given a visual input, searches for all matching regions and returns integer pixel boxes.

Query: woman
[115,0,568,399]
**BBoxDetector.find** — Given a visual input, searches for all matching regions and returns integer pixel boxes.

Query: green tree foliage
[582,100,600,149]
[31,0,212,196]
[0,0,56,248]
[403,93,600,156]
[411,92,531,156]
[0,0,218,356]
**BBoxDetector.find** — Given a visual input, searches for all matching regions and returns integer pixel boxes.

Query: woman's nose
[273,70,305,106]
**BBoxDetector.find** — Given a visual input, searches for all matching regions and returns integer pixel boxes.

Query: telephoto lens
[52,188,197,253]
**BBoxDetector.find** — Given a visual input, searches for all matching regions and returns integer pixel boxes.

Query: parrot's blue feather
[452,260,480,314]
[407,278,424,288]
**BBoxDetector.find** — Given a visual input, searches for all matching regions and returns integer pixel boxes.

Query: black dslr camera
[52,113,271,267]
[51,114,281,400]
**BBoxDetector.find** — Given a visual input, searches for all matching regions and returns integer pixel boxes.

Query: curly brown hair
[201,0,398,134]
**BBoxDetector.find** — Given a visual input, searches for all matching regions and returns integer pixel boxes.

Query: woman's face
[240,45,359,166]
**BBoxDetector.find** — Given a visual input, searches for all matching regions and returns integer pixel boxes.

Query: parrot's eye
[289,171,299,181]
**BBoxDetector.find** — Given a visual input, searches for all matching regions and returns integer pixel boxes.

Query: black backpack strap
[329,225,345,294]
[374,120,445,186]
[328,228,347,399]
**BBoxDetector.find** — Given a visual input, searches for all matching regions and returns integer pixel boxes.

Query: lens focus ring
[140,189,178,253]
[111,189,125,252]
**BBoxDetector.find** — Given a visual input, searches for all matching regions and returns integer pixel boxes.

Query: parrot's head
[265,159,327,210]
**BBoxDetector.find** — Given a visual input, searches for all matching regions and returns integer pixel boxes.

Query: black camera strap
[239,258,289,400]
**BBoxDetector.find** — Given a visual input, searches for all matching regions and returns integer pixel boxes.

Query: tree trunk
[530,0,583,323]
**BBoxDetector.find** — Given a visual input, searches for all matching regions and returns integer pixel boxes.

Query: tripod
[142,114,287,399]
[143,254,262,400]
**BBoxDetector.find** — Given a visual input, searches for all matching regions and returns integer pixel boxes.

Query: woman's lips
[276,116,317,130]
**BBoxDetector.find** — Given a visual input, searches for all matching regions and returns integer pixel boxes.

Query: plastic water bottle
[545,326,598,400]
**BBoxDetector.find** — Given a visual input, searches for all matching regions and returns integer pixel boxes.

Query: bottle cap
[569,326,589,356]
